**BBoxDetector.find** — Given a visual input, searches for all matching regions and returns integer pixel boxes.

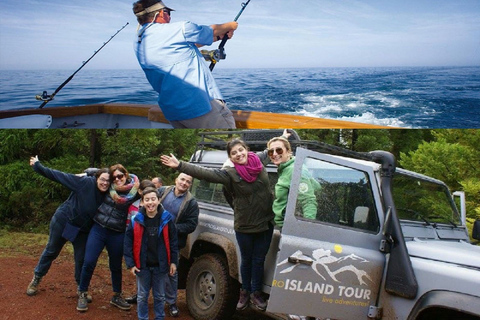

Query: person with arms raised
[161,139,274,312]
[26,156,109,302]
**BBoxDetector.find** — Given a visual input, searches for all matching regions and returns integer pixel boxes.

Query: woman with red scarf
[77,164,140,313]
[161,139,274,311]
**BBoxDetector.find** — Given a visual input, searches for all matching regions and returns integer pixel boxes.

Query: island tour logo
[272,247,374,305]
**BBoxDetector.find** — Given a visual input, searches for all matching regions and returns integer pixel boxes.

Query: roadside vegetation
[0,129,478,241]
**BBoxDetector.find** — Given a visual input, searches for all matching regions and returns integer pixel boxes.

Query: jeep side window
[393,173,461,225]
[191,179,230,207]
[190,172,278,208]
[294,157,379,233]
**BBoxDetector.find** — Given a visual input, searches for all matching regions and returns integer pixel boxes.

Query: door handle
[288,256,313,266]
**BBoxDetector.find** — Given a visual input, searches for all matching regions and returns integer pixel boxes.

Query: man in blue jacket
[132,0,238,128]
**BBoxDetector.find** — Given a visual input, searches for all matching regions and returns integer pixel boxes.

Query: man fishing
[132,0,238,129]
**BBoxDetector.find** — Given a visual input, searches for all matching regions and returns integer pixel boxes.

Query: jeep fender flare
[407,290,480,319]
[191,232,239,280]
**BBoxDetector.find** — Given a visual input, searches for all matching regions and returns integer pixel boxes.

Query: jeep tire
[186,253,239,320]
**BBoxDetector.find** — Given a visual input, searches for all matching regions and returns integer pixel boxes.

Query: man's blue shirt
[135,21,223,121]
[162,188,186,220]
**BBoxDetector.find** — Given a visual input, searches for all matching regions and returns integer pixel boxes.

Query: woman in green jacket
[160,139,274,311]
[267,135,319,228]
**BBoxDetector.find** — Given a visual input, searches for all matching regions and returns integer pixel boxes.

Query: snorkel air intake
[370,150,418,299]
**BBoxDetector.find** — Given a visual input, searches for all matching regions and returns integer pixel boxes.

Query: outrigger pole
[205,0,252,71]
[36,22,129,109]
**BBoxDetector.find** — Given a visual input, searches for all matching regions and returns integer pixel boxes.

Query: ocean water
[1,66,479,128]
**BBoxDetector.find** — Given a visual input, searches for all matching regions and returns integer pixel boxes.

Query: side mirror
[472,219,480,240]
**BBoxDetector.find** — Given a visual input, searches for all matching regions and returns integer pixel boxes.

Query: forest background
[0,129,478,240]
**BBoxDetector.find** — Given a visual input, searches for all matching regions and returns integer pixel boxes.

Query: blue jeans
[78,223,125,293]
[164,271,178,305]
[137,267,167,320]
[235,223,274,292]
[34,215,89,285]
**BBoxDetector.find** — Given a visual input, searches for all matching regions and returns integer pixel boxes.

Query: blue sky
[0,0,479,70]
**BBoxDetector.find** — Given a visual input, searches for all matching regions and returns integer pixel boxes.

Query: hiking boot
[77,291,93,303]
[250,291,267,311]
[26,275,42,296]
[110,293,131,311]
[76,291,88,312]
[236,289,250,310]
[169,303,179,317]
[125,293,137,304]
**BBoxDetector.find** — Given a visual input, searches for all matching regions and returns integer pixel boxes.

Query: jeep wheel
[186,253,238,320]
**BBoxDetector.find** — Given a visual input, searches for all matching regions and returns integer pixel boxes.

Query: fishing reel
[201,49,226,64]
[35,91,53,102]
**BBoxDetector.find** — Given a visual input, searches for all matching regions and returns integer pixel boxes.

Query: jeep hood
[406,240,480,269]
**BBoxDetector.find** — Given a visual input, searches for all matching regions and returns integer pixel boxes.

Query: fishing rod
[202,0,252,71]
[36,22,129,109]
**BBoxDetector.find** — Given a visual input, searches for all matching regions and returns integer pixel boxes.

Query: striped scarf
[109,173,139,204]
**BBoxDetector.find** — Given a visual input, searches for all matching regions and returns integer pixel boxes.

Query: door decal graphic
[277,248,373,286]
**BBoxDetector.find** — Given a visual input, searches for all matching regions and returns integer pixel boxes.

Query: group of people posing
[26,157,199,320]
[26,130,308,319]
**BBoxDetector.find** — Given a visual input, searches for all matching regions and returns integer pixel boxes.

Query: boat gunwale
[0,103,391,129]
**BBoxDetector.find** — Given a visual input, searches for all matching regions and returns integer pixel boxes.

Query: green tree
[2,128,478,235]
[350,129,393,152]
[0,129,202,229]
[0,130,30,164]
[399,130,480,239]
[389,129,433,159]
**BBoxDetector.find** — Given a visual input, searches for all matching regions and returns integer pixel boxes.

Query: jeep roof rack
[193,130,375,163]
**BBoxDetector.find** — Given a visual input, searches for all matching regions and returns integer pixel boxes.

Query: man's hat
[135,0,174,17]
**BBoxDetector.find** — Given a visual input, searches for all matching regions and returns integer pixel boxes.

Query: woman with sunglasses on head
[160,137,275,312]
[77,164,140,313]
[267,133,319,229]
[26,156,110,299]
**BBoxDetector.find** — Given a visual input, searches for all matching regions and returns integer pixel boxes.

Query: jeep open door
[267,147,386,319]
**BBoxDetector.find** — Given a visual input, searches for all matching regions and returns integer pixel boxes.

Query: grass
[0,228,112,266]
[0,229,51,257]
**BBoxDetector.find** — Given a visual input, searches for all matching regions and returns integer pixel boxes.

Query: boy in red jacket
[124,187,178,320]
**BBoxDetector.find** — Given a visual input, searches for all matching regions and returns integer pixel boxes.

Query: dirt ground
[0,242,275,320]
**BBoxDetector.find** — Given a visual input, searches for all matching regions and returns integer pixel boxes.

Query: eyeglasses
[267,147,285,157]
[162,9,171,15]
[113,173,125,181]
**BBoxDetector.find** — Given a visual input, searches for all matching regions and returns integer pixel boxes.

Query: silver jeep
[177,130,480,320]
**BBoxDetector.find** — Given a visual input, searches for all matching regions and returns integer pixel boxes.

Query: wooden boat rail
[0,103,390,129]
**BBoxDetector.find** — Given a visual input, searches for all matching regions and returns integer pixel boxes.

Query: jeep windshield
[393,170,461,227]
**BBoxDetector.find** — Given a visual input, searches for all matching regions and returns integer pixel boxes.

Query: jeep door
[267,147,386,319]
